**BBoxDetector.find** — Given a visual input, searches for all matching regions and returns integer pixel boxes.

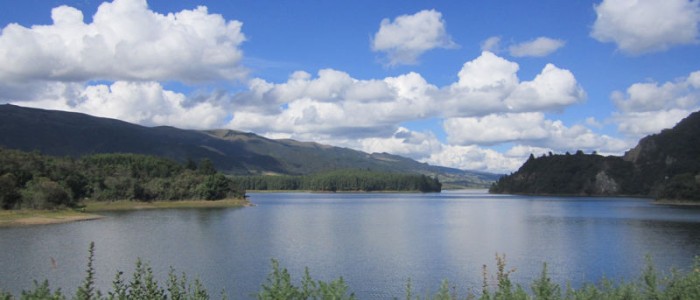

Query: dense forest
[235,170,442,192]
[489,151,638,196]
[490,150,700,201]
[490,110,700,201]
[0,148,245,210]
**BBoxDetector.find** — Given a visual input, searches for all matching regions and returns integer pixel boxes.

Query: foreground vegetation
[0,148,245,210]
[235,170,442,193]
[1,244,698,299]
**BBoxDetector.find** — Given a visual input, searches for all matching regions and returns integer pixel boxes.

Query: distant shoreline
[653,199,700,207]
[246,189,430,194]
[0,198,251,227]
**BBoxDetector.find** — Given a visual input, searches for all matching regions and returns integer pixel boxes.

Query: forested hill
[490,110,700,201]
[0,104,497,188]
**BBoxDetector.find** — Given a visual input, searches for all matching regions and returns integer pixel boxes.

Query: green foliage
[489,153,636,196]
[197,174,241,200]
[236,170,441,193]
[20,280,65,300]
[657,173,700,201]
[75,242,99,300]
[0,148,245,210]
[531,263,560,300]
[491,111,700,201]
[0,173,21,209]
[21,177,72,210]
[256,259,355,300]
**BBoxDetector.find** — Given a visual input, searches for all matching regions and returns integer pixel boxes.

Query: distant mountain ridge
[490,110,700,201]
[0,104,498,188]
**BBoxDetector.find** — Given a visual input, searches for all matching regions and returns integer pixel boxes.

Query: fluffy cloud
[445,52,585,115]
[359,127,443,159]
[426,145,528,174]
[504,64,585,111]
[0,0,246,84]
[613,109,694,137]
[15,81,228,129]
[612,72,700,113]
[371,9,457,66]
[444,113,549,145]
[452,51,519,92]
[227,52,585,142]
[591,0,700,54]
[228,69,438,138]
[611,70,700,136]
[444,112,629,153]
[508,37,565,57]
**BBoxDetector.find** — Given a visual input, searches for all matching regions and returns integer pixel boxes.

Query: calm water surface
[1,191,699,298]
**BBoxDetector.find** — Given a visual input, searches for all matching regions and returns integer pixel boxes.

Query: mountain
[0,104,497,188]
[490,110,700,201]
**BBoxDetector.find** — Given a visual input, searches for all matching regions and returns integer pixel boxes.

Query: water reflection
[0,192,699,298]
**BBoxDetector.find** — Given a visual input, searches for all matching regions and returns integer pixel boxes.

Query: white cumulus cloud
[227,52,586,144]
[504,64,585,112]
[508,37,565,57]
[444,112,630,153]
[611,70,700,137]
[14,81,228,129]
[444,113,550,145]
[591,0,700,54]
[359,127,443,159]
[0,0,246,84]
[426,145,527,174]
[371,9,457,66]
[444,52,585,115]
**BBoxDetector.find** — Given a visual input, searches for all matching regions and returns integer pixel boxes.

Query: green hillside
[0,104,497,188]
[490,111,700,201]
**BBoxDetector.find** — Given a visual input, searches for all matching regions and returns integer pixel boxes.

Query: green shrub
[4,245,700,300]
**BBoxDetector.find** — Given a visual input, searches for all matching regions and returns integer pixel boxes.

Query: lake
[1,190,699,298]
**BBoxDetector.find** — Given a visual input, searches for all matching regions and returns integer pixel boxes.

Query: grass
[81,198,251,212]
[0,209,102,227]
[0,198,251,227]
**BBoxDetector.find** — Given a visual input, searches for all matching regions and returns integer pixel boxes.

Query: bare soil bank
[0,198,250,227]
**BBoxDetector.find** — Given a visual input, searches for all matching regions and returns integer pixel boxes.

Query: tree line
[489,151,636,196]
[235,169,442,192]
[0,147,245,210]
[489,151,700,202]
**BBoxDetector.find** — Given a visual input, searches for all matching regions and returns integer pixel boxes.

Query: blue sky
[1,0,699,173]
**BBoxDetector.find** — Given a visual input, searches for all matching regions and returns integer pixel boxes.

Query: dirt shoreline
[0,211,103,227]
[653,200,700,207]
[0,198,251,227]
[83,198,252,212]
